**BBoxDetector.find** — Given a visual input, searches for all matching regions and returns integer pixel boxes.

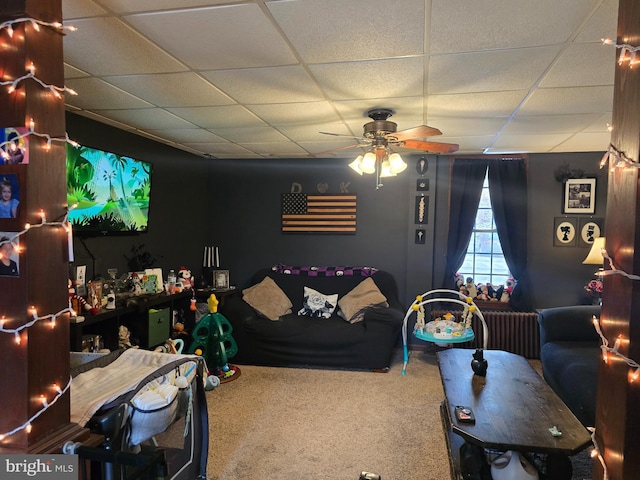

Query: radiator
[430,310,540,359]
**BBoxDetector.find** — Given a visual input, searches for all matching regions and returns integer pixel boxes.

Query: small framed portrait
[0,233,20,277]
[554,217,577,247]
[415,229,426,244]
[578,217,604,247]
[1,127,29,165]
[213,270,230,290]
[415,195,429,224]
[0,167,26,230]
[563,178,596,214]
[416,178,429,191]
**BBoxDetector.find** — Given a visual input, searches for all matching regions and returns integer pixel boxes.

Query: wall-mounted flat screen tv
[66,144,153,235]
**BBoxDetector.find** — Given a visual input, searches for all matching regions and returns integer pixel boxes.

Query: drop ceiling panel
[519,86,614,115]
[428,46,561,95]
[211,126,290,143]
[427,91,528,117]
[97,0,234,13]
[310,57,425,101]
[245,102,343,126]
[64,78,153,110]
[538,43,616,88]
[502,114,603,135]
[552,131,613,152]
[124,4,297,70]
[574,0,619,42]
[241,142,309,156]
[490,133,575,152]
[166,105,267,129]
[201,66,325,104]
[92,108,196,130]
[63,17,186,76]
[267,0,425,63]
[62,0,107,19]
[145,129,228,144]
[430,0,602,54]
[103,73,234,107]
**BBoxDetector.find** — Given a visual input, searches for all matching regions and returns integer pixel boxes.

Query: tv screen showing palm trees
[66,144,153,235]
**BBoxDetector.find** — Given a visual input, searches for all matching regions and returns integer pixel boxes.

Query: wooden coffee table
[437,349,592,478]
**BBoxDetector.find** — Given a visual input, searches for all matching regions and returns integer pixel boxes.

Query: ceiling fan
[312,108,460,157]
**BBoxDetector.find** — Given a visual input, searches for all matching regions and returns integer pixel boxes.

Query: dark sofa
[538,305,601,426]
[219,267,404,371]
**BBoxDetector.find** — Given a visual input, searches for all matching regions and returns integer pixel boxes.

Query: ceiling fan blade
[319,131,363,139]
[399,139,459,154]
[309,143,370,157]
[386,125,442,141]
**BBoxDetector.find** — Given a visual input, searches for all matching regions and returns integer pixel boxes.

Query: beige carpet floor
[199,349,594,480]
[205,350,450,480]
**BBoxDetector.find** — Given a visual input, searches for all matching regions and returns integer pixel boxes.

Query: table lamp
[583,237,606,265]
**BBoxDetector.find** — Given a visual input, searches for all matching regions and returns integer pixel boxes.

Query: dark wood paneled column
[0,1,89,452]
[595,0,640,478]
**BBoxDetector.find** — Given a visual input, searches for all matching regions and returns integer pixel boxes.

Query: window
[458,173,510,287]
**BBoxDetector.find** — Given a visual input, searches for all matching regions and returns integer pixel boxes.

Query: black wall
[66,112,608,314]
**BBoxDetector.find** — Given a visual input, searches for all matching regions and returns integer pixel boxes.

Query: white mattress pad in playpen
[71,349,200,430]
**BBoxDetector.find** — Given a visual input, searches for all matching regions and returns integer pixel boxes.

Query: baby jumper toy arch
[401,289,489,374]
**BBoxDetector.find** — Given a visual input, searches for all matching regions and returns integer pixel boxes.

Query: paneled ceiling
[61,0,619,159]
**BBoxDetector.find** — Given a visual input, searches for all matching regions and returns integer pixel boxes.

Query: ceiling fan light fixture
[379,159,396,178]
[388,153,407,174]
[349,155,364,175]
[360,152,377,174]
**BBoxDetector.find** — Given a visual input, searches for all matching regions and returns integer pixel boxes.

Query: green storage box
[148,308,170,347]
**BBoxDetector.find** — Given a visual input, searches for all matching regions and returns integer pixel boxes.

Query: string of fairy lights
[0,16,79,441]
[590,36,640,473]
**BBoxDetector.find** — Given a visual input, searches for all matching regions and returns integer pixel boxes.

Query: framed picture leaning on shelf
[213,270,230,289]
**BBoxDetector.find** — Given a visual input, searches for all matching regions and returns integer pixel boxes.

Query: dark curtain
[442,157,532,311]
[488,159,532,311]
[441,158,488,288]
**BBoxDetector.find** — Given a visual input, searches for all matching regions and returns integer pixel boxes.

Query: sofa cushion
[242,276,292,321]
[338,277,388,324]
[298,286,338,318]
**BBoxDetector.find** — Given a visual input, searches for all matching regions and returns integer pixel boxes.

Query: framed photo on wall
[578,217,604,247]
[0,167,26,230]
[563,178,596,214]
[554,217,577,247]
[213,270,230,289]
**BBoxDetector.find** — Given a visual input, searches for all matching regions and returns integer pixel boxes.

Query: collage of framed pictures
[0,149,27,278]
[414,157,430,244]
[555,177,600,247]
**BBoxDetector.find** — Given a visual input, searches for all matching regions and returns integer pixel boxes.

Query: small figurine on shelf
[69,279,97,316]
[465,277,477,299]
[178,266,193,290]
[105,290,116,310]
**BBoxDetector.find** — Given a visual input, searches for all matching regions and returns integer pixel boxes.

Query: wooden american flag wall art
[281,193,357,234]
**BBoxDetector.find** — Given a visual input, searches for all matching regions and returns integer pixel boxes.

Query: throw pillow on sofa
[298,286,338,318]
[242,276,293,321]
[338,277,388,324]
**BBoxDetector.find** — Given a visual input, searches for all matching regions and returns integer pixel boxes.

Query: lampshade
[379,159,396,178]
[583,237,606,264]
[348,155,364,175]
[388,153,407,174]
[360,152,376,174]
